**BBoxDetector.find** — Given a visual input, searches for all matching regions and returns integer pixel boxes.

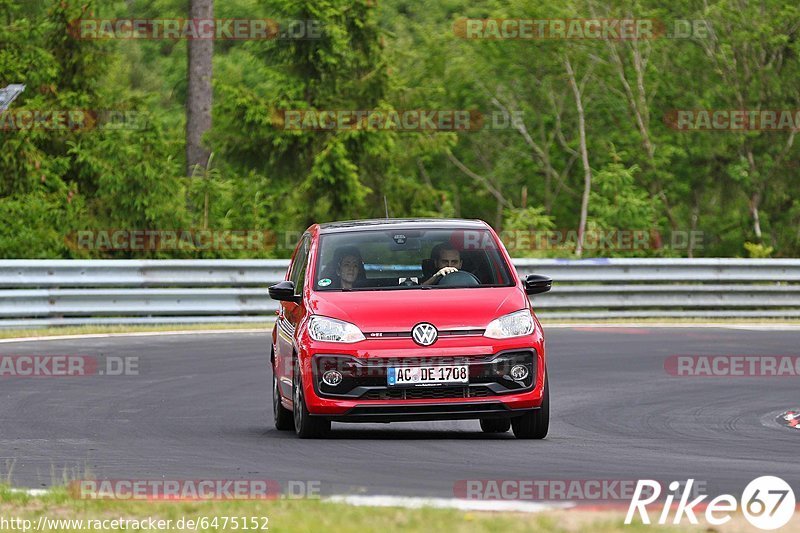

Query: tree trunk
[186,0,214,176]
[565,57,592,258]
[688,192,700,259]
[745,150,763,241]
[750,193,763,241]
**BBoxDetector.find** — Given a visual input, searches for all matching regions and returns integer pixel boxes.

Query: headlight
[308,316,365,343]
[484,309,534,339]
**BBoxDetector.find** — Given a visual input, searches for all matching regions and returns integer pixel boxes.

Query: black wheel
[511,372,550,440]
[272,370,294,431]
[480,418,511,433]
[292,357,331,439]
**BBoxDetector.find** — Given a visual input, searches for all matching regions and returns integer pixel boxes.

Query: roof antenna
[384,195,390,219]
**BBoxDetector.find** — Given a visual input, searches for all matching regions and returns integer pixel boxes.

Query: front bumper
[327,402,540,423]
[296,335,546,420]
[312,349,536,399]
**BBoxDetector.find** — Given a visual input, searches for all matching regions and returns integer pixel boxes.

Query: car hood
[307,286,527,332]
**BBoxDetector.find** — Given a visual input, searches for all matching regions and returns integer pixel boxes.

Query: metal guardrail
[0,260,285,287]
[0,259,799,326]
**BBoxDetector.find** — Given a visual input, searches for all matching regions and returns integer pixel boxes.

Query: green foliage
[589,163,656,233]
[0,190,82,257]
[300,134,369,222]
[503,207,556,233]
[744,242,774,258]
[1,0,799,258]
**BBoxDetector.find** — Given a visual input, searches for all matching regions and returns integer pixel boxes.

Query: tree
[211,0,416,227]
[186,0,213,175]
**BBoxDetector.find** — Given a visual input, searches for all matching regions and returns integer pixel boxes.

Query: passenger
[332,248,365,289]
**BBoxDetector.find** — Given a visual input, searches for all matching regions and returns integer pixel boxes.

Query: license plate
[387,365,469,386]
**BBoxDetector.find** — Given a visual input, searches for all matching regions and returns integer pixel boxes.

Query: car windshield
[313,227,515,291]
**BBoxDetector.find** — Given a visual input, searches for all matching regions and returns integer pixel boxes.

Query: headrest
[421,258,436,279]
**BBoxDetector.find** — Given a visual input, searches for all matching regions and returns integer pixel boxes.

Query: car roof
[315,218,489,234]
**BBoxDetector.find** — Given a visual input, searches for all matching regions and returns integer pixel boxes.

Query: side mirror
[269,280,300,303]
[524,274,552,295]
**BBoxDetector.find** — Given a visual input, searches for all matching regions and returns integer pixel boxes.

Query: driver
[422,243,463,285]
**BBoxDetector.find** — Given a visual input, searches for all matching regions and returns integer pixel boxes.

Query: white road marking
[8,488,50,496]
[5,489,574,512]
[323,494,574,513]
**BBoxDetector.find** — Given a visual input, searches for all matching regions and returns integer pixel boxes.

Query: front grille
[364,329,484,339]
[314,350,536,399]
[361,386,494,400]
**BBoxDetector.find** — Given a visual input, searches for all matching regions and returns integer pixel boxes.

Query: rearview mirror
[269,280,300,303]
[524,274,552,295]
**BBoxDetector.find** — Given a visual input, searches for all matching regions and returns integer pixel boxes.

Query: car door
[275,234,310,399]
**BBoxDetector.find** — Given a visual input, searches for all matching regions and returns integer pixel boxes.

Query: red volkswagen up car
[269,219,552,439]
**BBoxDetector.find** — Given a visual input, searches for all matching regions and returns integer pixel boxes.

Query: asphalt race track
[1,327,798,499]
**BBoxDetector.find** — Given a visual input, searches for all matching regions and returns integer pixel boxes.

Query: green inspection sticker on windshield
[318,278,331,287]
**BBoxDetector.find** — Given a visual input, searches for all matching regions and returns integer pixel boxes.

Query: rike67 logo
[626,477,795,530]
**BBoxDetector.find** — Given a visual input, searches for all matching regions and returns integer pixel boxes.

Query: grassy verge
[0,487,698,533]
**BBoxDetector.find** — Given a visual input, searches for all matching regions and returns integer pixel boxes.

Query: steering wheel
[436,270,481,287]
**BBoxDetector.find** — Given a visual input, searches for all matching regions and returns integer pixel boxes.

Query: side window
[289,235,310,296]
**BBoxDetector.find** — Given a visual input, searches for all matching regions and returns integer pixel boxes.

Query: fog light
[322,370,343,387]
[509,365,529,381]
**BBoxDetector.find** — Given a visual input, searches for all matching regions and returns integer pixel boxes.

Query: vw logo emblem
[412,323,438,346]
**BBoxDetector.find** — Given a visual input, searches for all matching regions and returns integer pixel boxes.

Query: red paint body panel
[271,220,547,419]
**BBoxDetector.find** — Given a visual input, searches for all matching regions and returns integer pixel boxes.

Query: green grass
[0,487,697,533]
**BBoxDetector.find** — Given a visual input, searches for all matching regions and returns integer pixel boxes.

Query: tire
[293,357,331,439]
[511,372,550,440]
[480,418,511,433]
[272,370,294,431]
